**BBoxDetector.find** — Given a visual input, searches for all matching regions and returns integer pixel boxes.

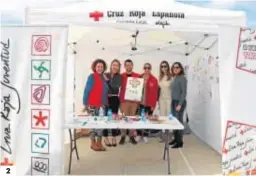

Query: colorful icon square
[31,60,51,80]
[31,133,49,154]
[31,157,49,175]
[31,35,52,56]
[31,84,50,105]
[31,109,50,130]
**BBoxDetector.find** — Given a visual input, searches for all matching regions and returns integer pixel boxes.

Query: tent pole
[207,39,218,50]
[188,35,207,55]
[73,42,77,119]
[24,7,29,24]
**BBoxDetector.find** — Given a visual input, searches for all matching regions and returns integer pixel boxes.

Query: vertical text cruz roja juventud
[1,38,21,158]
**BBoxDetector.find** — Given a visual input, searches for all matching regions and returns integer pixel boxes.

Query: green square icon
[31,60,51,80]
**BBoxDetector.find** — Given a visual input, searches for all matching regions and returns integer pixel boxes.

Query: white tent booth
[25,0,250,174]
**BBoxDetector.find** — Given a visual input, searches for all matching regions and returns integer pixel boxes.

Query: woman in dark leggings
[102,59,122,147]
[168,62,187,149]
[136,63,158,143]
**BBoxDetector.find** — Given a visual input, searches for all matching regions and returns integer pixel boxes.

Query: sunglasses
[144,67,151,70]
[161,65,167,68]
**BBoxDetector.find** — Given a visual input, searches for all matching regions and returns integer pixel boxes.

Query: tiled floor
[64,134,221,175]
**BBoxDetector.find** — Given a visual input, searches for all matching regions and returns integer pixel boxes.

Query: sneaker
[136,136,141,142]
[119,136,126,145]
[168,139,176,146]
[143,137,148,143]
[129,137,137,145]
[171,142,183,149]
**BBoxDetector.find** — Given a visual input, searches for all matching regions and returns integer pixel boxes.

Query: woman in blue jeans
[169,62,187,149]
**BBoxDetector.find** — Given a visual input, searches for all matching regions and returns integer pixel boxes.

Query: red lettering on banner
[243,51,256,60]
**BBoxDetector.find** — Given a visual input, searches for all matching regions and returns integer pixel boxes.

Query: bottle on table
[107,108,113,121]
[99,107,104,118]
[141,108,146,122]
[169,112,174,120]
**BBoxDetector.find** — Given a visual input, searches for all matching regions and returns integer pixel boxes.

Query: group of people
[82,58,187,152]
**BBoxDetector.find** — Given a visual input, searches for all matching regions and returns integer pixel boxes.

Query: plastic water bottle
[107,109,113,121]
[99,107,104,118]
[141,108,146,122]
[169,112,174,120]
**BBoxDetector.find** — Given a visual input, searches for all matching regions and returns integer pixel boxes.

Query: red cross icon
[0,158,13,166]
[33,111,48,126]
[89,11,104,21]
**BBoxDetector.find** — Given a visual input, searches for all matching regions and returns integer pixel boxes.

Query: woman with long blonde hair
[102,59,122,147]
[158,61,172,116]
[158,61,173,142]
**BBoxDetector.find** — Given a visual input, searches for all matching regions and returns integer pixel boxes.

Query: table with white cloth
[65,116,184,175]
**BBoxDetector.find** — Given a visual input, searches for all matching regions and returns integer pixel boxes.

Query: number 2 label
[0,166,16,176]
[6,168,10,174]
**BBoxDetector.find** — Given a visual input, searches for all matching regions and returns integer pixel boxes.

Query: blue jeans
[171,100,186,143]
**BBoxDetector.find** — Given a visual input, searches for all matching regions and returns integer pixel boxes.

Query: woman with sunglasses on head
[158,61,173,142]
[169,62,187,148]
[82,59,108,151]
[102,59,122,147]
[158,61,173,118]
[136,63,159,143]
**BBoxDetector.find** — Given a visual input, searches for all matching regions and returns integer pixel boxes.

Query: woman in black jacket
[102,59,122,147]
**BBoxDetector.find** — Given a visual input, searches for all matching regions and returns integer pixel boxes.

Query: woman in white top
[158,61,172,116]
[158,61,172,142]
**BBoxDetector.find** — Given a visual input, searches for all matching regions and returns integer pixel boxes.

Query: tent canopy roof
[53,0,244,16]
[27,0,246,29]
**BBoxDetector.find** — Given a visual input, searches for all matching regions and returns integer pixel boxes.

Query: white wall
[218,26,256,137]
[186,35,221,153]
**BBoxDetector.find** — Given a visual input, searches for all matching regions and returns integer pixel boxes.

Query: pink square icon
[31,84,50,105]
[31,35,52,56]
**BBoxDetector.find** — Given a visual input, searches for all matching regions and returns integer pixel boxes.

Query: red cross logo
[89,11,104,21]
[33,111,48,126]
[0,158,13,166]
